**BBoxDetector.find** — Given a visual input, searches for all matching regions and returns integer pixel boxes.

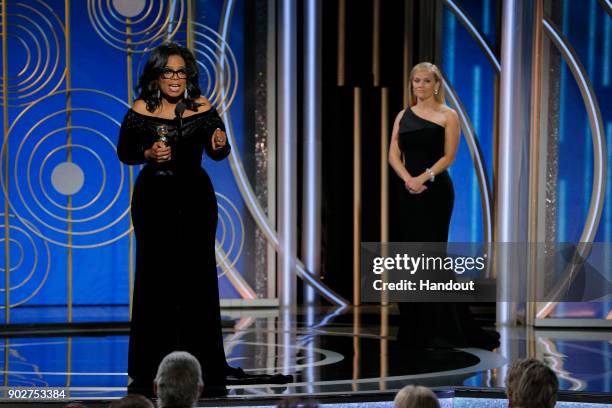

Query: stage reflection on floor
[0,306,611,400]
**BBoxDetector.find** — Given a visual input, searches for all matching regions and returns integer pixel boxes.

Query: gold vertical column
[337,0,346,86]
[186,0,194,49]
[0,0,8,359]
[65,0,73,324]
[379,87,389,387]
[126,19,135,319]
[526,0,543,334]
[353,88,361,306]
[64,0,73,389]
[403,0,412,107]
[2,0,11,325]
[372,0,380,87]
[380,88,389,301]
[352,306,361,392]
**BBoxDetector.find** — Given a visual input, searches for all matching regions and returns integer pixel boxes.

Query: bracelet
[425,168,435,182]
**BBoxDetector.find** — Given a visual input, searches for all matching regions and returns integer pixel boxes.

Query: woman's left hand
[212,128,227,150]
[406,177,427,194]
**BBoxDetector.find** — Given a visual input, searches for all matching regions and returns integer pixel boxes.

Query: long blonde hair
[393,385,440,408]
[407,62,445,106]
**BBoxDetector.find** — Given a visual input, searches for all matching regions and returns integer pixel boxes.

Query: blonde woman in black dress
[389,62,498,349]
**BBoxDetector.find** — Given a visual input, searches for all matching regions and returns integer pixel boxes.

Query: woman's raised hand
[212,128,227,150]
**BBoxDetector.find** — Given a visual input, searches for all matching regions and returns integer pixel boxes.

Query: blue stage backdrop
[1,0,611,324]
[441,0,499,243]
[0,0,258,323]
[441,0,611,319]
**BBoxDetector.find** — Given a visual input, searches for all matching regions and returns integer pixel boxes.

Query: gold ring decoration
[0,0,66,107]
[189,22,239,114]
[87,0,185,53]
[0,88,135,248]
[215,193,245,278]
[0,214,51,309]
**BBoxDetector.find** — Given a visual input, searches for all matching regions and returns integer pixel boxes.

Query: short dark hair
[506,358,558,408]
[136,42,201,112]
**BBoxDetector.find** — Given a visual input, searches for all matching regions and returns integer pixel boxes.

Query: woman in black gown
[388,62,499,349]
[117,43,235,396]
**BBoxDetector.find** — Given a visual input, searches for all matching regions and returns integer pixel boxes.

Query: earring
[184,89,189,100]
[156,89,161,99]
[434,88,439,95]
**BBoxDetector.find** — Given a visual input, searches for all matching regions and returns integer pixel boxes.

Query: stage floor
[0,306,610,405]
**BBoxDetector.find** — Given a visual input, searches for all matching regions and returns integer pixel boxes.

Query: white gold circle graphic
[51,162,85,195]
[111,0,146,18]
[0,89,133,248]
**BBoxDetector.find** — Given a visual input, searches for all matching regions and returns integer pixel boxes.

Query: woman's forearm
[415,155,453,183]
[389,154,412,182]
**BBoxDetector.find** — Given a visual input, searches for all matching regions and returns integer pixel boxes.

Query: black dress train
[395,107,499,349]
[117,107,231,393]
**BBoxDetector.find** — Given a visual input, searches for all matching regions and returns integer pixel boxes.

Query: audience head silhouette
[506,358,558,408]
[109,394,154,408]
[393,385,440,408]
[154,351,203,408]
[276,397,319,408]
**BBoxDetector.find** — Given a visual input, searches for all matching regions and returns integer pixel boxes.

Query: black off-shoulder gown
[395,107,498,349]
[117,107,231,390]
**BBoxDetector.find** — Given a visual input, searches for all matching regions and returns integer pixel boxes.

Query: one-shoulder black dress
[395,107,498,349]
[397,107,454,242]
[117,107,231,392]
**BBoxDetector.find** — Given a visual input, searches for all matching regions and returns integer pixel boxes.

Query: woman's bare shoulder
[440,104,458,117]
[194,96,212,112]
[440,105,459,128]
[132,99,149,115]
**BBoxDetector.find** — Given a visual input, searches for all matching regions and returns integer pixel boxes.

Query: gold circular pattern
[191,21,239,114]
[0,89,134,248]
[87,0,185,53]
[0,0,66,107]
[0,214,51,308]
[215,193,245,278]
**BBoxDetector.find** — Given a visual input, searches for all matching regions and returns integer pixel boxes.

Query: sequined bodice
[117,108,230,170]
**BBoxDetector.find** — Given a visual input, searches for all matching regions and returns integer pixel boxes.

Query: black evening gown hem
[118,108,231,393]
